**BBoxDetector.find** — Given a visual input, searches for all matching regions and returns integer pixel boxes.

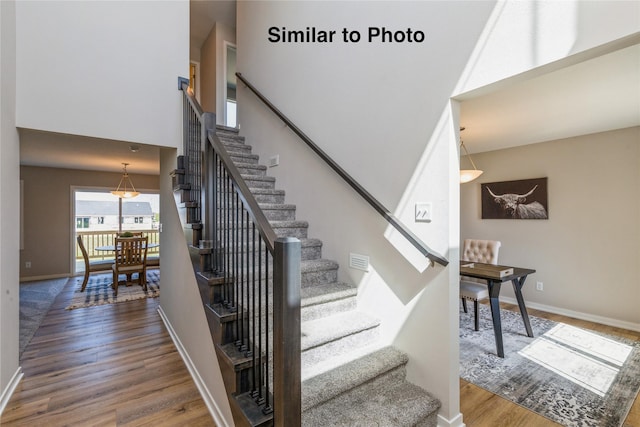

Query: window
[74,190,160,274]
[76,217,90,229]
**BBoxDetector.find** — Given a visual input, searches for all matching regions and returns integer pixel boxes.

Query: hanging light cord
[460,140,479,171]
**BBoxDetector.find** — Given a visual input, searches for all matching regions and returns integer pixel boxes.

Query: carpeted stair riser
[207,259,339,288]
[229,152,259,165]
[302,325,380,368]
[259,204,297,221]
[235,162,267,176]
[203,237,322,262]
[210,282,359,338]
[242,175,276,190]
[221,141,252,154]
[213,204,296,221]
[250,189,286,204]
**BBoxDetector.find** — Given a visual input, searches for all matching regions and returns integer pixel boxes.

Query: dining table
[460,261,536,358]
[95,242,159,252]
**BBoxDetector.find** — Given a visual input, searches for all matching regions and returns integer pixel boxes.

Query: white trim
[438,412,465,427]
[223,41,237,128]
[190,60,201,102]
[0,367,23,416]
[20,273,70,282]
[501,296,640,332]
[157,306,231,427]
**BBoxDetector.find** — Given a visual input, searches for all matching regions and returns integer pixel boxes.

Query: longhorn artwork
[481,177,548,219]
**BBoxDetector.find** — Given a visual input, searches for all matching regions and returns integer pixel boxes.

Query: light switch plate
[415,202,432,222]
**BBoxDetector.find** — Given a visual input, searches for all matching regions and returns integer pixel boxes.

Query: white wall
[0,0,21,405]
[158,148,234,426]
[461,127,640,329]
[199,22,235,121]
[15,1,189,148]
[236,1,496,423]
[235,1,640,425]
[456,0,640,95]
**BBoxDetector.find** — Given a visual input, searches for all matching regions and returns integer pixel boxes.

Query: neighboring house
[75,200,154,231]
[1,2,638,427]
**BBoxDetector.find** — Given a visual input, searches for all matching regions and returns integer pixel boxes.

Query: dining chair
[112,236,148,296]
[460,239,501,331]
[77,235,114,292]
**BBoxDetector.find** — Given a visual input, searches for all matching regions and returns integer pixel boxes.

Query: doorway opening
[225,43,237,128]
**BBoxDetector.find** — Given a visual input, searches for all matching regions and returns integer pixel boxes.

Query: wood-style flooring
[460,302,640,427]
[1,276,215,426]
[2,279,639,426]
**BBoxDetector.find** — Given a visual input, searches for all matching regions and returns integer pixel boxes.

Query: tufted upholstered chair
[460,239,501,331]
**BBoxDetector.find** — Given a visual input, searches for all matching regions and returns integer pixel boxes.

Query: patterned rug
[460,304,640,427]
[66,269,160,310]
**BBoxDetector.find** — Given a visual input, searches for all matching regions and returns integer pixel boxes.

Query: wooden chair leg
[473,300,480,331]
[462,298,468,313]
[141,267,147,291]
[112,271,118,297]
[81,270,90,292]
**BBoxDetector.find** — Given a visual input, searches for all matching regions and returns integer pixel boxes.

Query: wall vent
[349,253,370,272]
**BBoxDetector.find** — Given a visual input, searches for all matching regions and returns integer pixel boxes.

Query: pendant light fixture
[459,127,483,184]
[111,163,140,198]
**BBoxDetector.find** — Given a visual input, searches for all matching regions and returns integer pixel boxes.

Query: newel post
[273,237,301,426]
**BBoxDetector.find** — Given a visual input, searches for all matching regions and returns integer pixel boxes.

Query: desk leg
[487,280,504,358]
[512,276,534,337]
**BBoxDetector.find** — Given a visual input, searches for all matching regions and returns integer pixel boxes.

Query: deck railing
[75,230,160,261]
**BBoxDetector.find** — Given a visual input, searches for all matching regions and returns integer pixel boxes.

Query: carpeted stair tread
[235,162,267,174]
[229,152,259,164]
[300,281,356,307]
[302,380,441,427]
[301,311,380,352]
[301,346,408,411]
[221,141,252,153]
[300,258,337,273]
[241,174,275,183]
[258,203,297,211]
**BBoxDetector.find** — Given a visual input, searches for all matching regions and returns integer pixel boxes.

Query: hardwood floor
[2,275,215,426]
[3,280,638,426]
[460,302,640,427]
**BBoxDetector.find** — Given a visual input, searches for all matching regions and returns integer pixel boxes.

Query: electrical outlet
[415,202,432,222]
[536,281,543,291]
[25,261,32,269]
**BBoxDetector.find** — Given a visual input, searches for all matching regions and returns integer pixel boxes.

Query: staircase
[179,126,441,426]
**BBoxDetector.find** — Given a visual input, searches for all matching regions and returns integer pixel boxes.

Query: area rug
[459,304,640,427]
[20,277,69,357]
[66,269,160,310]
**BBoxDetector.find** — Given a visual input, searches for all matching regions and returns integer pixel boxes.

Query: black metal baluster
[262,247,272,415]
[234,190,241,347]
[254,237,263,403]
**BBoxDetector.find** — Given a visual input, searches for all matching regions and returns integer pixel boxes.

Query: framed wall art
[481,177,548,219]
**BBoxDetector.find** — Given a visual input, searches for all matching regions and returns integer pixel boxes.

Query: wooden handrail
[236,72,449,267]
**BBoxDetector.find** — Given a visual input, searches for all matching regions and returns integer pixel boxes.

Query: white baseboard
[0,367,23,416]
[157,306,231,427]
[20,273,70,282]
[438,412,465,427]
[500,297,640,332]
